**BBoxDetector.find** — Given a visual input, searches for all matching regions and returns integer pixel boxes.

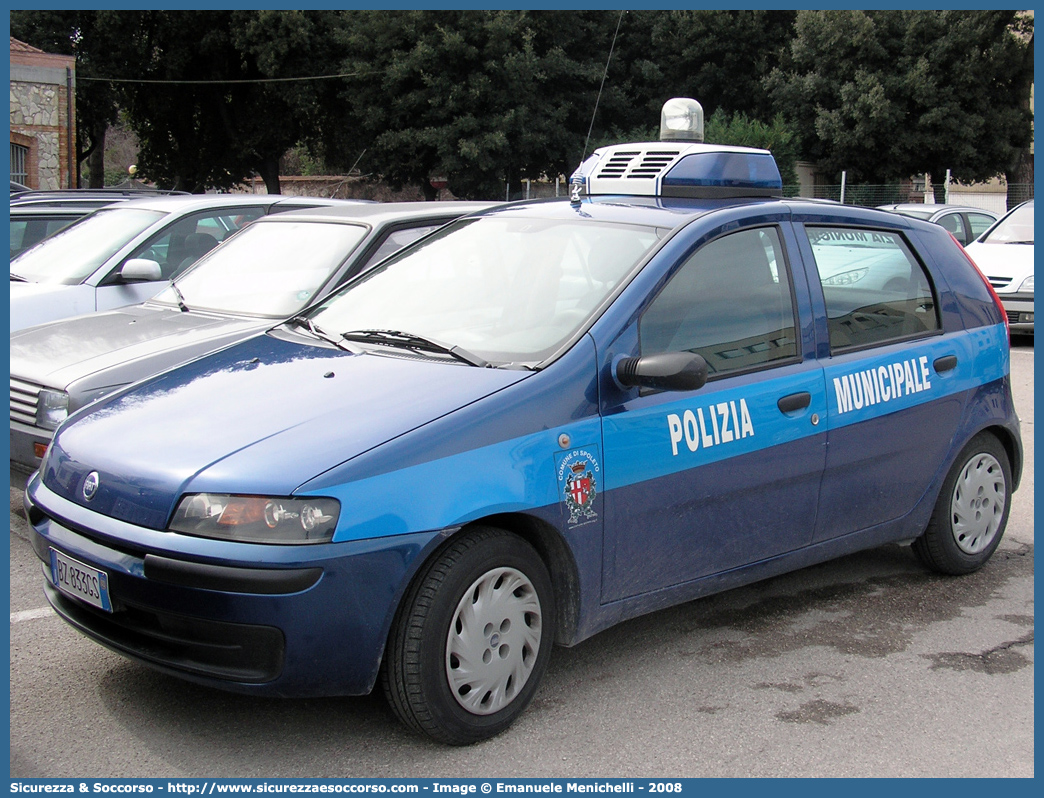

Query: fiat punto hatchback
[25,100,1021,745]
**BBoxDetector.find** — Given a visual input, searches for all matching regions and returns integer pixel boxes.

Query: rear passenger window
[807,227,939,352]
[640,227,798,376]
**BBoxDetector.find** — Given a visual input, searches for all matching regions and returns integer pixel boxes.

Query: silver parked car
[9,201,494,487]
[9,194,353,332]
[876,203,998,246]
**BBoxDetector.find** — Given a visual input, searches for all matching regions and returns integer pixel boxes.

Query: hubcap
[950,452,1006,555]
[445,566,542,716]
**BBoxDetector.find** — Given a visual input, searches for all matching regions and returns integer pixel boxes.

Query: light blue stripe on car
[315,323,1008,544]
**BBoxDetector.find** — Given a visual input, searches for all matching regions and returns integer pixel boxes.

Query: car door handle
[933,355,958,373]
[777,392,811,414]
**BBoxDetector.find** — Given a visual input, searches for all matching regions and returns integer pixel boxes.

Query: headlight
[1018,274,1034,292]
[821,267,869,286]
[36,389,69,431]
[169,493,340,544]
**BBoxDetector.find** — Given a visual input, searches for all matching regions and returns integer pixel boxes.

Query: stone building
[10,37,77,190]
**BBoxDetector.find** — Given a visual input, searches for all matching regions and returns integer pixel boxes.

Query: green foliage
[704,110,800,186]
[11,10,1033,196]
[324,10,622,199]
[766,10,1033,183]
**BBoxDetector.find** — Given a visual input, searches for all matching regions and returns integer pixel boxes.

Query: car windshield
[10,207,165,284]
[151,221,368,317]
[981,202,1034,244]
[307,214,662,365]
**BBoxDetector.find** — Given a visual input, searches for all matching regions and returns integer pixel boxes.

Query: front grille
[1007,310,1032,325]
[987,276,1012,289]
[11,377,41,425]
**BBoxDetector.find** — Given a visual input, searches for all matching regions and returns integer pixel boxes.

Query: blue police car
[24,99,1021,744]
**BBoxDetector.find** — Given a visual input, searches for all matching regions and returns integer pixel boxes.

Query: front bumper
[997,292,1034,333]
[25,478,441,697]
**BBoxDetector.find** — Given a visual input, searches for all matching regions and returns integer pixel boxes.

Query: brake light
[950,232,1009,338]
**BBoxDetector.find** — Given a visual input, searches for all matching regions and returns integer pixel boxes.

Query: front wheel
[382,527,555,744]
[913,432,1012,575]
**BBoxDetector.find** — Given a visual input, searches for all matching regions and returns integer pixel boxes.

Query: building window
[11,142,30,185]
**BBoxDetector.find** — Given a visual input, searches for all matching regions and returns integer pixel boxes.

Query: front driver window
[640,227,798,376]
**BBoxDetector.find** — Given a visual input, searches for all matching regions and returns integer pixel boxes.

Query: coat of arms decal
[556,447,600,526]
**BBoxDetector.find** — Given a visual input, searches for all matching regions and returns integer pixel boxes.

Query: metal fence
[792,183,1032,214]
[503,178,1032,212]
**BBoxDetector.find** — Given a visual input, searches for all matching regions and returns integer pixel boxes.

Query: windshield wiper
[10,272,27,282]
[340,329,489,367]
[287,316,359,352]
[168,278,190,312]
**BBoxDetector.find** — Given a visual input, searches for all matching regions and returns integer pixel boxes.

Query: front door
[600,223,827,602]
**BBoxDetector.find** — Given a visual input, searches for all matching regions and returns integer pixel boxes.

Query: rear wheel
[382,527,554,744]
[913,432,1011,575]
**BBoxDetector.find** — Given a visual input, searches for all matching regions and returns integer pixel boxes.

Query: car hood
[9,281,94,332]
[10,303,266,398]
[44,332,529,530]
[964,241,1034,292]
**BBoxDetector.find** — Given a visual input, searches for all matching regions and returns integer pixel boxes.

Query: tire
[382,526,554,745]
[913,432,1012,575]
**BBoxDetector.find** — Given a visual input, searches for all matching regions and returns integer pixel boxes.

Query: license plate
[50,549,112,612]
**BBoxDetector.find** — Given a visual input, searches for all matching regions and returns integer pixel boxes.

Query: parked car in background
[10,189,190,259]
[10,187,187,209]
[964,199,1034,334]
[877,203,998,246]
[10,201,494,487]
[10,180,31,195]
[23,100,1020,744]
[9,194,352,332]
[11,205,94,260]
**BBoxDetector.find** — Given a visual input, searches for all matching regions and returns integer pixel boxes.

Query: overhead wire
[77,72,364,85]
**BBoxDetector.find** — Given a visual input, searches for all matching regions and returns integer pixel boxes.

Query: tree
[323,10,634,200]
[13,10,345,193]
[766,10,1034,186]
[643,10,796,122]
[705,110,800,187]
[116,11,344,193]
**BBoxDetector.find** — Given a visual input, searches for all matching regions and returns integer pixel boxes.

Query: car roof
[258,200,499,226]
[10,188,187,208]
[9,204,95,217]
[98,193,352,213]
[879,203,998,215]
[468,194,874,232]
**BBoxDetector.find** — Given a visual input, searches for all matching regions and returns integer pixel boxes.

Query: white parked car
[9,194,352,332]
[964,199,1034,334]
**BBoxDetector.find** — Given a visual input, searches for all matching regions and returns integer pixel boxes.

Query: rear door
[795,220,961,542]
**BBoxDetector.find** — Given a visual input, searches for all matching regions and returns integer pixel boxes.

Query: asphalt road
[9,339,1034,778]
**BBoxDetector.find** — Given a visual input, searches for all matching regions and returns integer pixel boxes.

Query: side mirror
[615,351,708,392]
[120,258,162,282]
